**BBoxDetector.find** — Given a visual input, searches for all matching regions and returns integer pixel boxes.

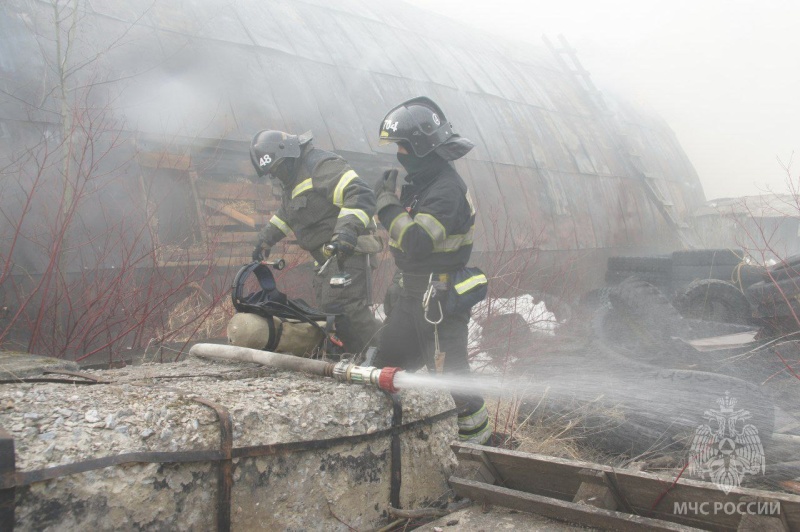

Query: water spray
[189,343,401,393]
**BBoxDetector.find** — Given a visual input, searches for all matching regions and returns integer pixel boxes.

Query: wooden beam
[204,199,256,228]
[452,443,800,531]
[207,215,269,228]
[450,477,701,532]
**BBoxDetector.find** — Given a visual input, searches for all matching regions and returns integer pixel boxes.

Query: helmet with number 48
[249,130,302,177]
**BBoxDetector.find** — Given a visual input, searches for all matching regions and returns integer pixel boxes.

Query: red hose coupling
[378,367,401,393]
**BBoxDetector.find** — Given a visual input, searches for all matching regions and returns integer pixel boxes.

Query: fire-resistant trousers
[313,253,381,357]
[374,280,486,417]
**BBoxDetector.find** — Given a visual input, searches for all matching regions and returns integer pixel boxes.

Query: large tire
[734,264,767,288]
[580,287,612,310]
[671,264,737,283]
[609,277,682,323]
[606,277,684,350]
[605,269,672,287]
[605,256,672,288]
[746,276,800,304]
[674,279,751,324]
[672,248,744,267]
[607,255,672,273]
[763,253,800,282]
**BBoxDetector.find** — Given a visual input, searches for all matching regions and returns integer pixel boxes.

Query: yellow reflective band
[415,213,446,243]
[291,178,313,199]
[432,225,474,253]
[454,273,488,295]
[269,215,292,236]
[457,404,489,431]
[458,423,492,445]
[333,170,358,207]
[388,212,414,245]
[338,207,370,227]
[466,189,477,216]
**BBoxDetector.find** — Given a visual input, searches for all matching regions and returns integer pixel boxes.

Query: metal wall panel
[0,0,708,257]
[426,85,492,163]
[256,50,334,150]
[265,0,334,64]
[463,93,516,166]
[298,61,371,153]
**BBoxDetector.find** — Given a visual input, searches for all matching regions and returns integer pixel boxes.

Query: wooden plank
[450,477,701,532]
[453,443,800,531]
[204,199,256,228]
[195,181,269,201]
[188,170,208,245]
[207,215,269,228]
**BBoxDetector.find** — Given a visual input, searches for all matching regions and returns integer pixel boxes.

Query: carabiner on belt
[423,273,444,325]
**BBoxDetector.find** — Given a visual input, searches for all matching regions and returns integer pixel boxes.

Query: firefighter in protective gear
[249,129,380,356]
[372,97,492,445]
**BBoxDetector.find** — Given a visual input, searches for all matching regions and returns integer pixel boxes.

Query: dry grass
[486,393,623,465]
[160,284,234,344]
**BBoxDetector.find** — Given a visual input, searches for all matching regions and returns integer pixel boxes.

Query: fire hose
[189,343,402,393]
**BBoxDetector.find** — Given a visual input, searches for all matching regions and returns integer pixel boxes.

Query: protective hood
[434,134,474,161]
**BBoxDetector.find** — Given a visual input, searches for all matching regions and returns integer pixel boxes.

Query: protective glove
[252,241,271,262]
[330,231,357,261]
[374,169,401,214]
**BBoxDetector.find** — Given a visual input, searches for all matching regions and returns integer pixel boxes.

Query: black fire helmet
[379,97,473,160]
[249,130,302,177]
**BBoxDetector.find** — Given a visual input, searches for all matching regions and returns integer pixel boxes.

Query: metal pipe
[189,343,401,393]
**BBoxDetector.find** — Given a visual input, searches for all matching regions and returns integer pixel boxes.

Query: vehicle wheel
[746,276,800,304]
[672,249,744,267]
[607,277,683,347]
[763,253,800,282]
[674,279,751,324]
[607,255,672,273]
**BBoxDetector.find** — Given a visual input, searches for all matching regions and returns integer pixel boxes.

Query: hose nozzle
[331,362,402,393]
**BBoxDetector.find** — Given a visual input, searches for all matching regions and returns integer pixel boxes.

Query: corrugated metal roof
[0,0,706,257]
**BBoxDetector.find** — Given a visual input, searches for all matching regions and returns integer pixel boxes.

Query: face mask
[397,152,434,174]
[269,157,294,183]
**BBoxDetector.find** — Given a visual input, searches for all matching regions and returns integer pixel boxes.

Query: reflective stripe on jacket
[377,163,474,274]
[259,146,376,253]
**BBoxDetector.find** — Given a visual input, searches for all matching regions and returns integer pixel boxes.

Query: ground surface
[417,504,595,531]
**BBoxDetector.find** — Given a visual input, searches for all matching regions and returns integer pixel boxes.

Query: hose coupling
[332,362,382,387]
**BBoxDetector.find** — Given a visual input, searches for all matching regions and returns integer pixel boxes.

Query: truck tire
[674,279,751,324]
[605,269,671,287]
[672,264,737,283]
[763,253,800,282]
[672,249,744,267]
[607,255,672,273]
[746,276,800,304]
[606,277,683,348]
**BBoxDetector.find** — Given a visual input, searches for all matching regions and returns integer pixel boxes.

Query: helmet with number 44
[378,96,457,158]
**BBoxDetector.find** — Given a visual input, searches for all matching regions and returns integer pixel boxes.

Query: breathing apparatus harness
[232,261,341,353]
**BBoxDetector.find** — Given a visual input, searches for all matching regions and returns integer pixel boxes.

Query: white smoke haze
[406,0,800,200]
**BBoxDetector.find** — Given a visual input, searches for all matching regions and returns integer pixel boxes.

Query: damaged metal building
[0,0,710,362]
[0,0,705,275]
